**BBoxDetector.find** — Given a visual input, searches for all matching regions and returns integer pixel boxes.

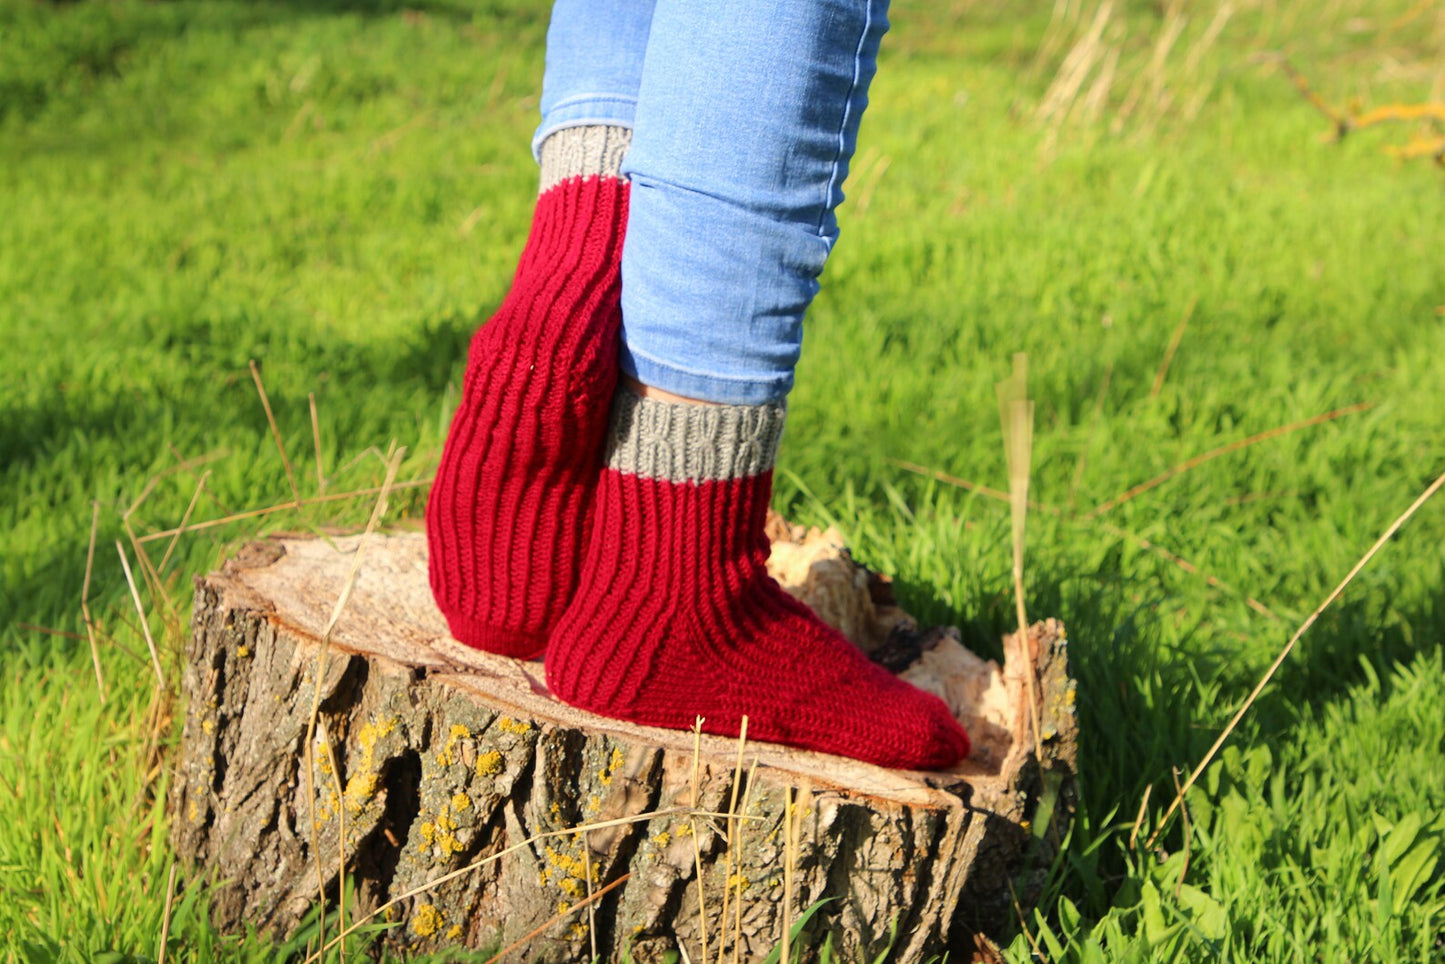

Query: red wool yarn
[427,174,629,658]
[547,466,971,770]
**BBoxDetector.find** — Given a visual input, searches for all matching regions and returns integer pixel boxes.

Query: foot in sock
[546,391,971,770]
[427,126,631,659]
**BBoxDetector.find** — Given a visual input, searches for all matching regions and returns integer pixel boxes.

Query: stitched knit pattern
[546,392,971,770]
[538,125,633,195]
[605,390,787,481]
[426,125,631,658]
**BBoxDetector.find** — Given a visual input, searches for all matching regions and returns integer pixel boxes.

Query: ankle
[623,376,720,406]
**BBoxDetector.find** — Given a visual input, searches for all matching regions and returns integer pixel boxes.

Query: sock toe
[546,393,972,771]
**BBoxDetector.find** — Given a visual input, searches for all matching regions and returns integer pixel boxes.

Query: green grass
[2,0,1443,959]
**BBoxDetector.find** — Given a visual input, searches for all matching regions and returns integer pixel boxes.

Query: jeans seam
[546,92,640,113]
[623,172,789,225]
[817,0,876,239]
[624,343,793,384]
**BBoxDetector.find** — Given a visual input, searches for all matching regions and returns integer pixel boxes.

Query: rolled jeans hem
[620,345,794,406]
[533,95,639,160]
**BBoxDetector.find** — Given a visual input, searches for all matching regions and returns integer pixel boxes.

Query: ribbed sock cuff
[604,390,787,483]
[538,125,632,194]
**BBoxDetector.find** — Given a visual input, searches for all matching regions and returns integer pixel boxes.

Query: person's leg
[427,0,654,659]
[547,0,969,768]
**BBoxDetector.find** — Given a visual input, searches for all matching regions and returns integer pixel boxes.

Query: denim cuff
[619,344,795,407]
[532,94,638,162]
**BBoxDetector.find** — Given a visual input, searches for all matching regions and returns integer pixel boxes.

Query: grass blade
[997,352,1042,759]
[1149,464,1445,846]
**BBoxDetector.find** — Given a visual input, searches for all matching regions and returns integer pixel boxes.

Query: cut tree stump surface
[170,524,1077,962]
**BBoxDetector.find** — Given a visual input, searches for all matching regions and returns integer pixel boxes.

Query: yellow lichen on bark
[411,903,444,937]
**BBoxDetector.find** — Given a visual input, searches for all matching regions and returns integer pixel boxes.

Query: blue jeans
[535,0,890,404]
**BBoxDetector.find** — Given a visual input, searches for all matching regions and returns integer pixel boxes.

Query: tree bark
[169,523,1076,961]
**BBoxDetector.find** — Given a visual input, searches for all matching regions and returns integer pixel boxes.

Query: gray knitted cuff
[537,125,632,194]
[605,391,787,483]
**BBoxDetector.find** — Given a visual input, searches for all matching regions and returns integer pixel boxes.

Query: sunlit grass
[2,0,1442,959]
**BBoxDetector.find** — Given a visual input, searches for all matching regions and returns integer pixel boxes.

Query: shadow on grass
[4,0,546,125]
[881,538,1444,943]
[266,0,514,21]
[1262,588,1445,728]
[897,540,1445,853]
[0,301,493,651]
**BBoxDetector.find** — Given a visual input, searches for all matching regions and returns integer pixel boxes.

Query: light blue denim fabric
[537,0,890,404]
[533,0,653,155]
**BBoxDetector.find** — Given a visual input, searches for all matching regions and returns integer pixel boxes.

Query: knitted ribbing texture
[546,393,971,770]
[426,126,631,658]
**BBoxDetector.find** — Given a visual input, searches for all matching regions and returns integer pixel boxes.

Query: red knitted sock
[547,392,970,770]
[427,126,631,658]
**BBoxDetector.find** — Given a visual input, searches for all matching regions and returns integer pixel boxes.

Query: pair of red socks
[426,126,968,770]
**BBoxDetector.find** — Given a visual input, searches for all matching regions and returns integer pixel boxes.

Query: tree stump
[169,521,1077,961]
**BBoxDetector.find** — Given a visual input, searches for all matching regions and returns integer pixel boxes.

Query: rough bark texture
[169,523,1077,961]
